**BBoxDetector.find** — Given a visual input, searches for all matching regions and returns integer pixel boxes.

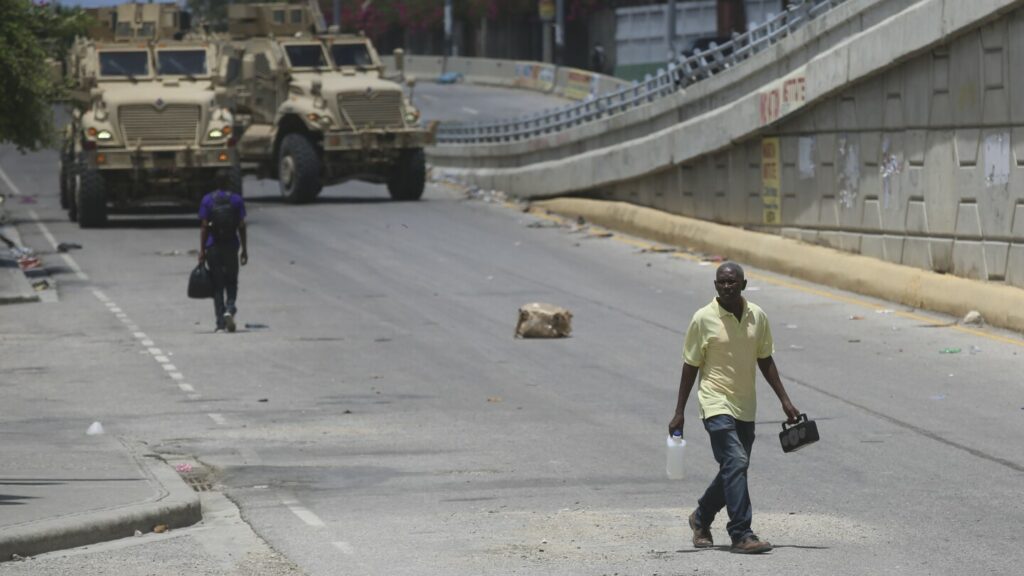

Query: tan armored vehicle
[224,3,434,202]
[60,2,239,228]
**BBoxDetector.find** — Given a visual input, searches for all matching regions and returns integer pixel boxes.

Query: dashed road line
[27,209,88,281]
[208,413,227,426]
[332,541,355,555]
[282,498,326,527]
[162,364,178,372]
[178,383,195,392]
[461,106,480,115]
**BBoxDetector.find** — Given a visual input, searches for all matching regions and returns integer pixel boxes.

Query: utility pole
[666,0,677,61]
[332,0,340,27]
[444,0,453,56]
[539,0,555,63]
[555,0,565,65]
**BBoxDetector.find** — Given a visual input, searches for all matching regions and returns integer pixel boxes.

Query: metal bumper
[321,129,435,152]
[88,147,235,171]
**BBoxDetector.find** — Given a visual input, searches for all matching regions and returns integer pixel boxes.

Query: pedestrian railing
[436,0,847,145]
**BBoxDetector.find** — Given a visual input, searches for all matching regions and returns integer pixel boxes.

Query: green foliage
[0,0,90,151]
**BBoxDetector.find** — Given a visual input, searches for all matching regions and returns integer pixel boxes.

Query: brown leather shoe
[688,511,713,548]
[731,534,773,554]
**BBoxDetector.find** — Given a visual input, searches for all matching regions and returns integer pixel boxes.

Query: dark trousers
[206,243,239,328]
[695,414,756,543]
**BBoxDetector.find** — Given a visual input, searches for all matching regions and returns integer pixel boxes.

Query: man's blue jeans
[694,414,756,544]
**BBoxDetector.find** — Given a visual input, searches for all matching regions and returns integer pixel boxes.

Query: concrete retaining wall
[433,0,1024,292]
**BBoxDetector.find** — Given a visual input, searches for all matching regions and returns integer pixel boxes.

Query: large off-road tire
[278,134,320,204]
[76,169,107,228]
[67,173,78,223]
[387,148,426,201]
[228,162,244,196]
[59,159,71,210]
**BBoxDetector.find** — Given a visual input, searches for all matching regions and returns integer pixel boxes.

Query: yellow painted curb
[535,198,1024,335]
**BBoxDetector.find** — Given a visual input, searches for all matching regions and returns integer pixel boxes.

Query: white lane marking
[119,317,132,324]
[282,499,326,527]
[461,106,480,115]
[28,210,89,281]
[154,355,170,363]
[126,324,139,332]
[162,364,178,372]
[133,332,147,339]
[92,289,109,302]
[105,302,117,308]
[0,163,22,196]
[178,383,195,392]
[141,339,154,347]
[115,313,128,319]
[333,541,355,555]
[148,347,163,356]
[110,307,123,313]
[208,413,227,425]
[169,372,184,380]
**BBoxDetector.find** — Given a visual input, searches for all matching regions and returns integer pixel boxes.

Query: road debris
[939,348,961,354]
[32,279,52,291]
[86,421,104,435]
[848,314,865,320]
[969,345,981,355]
[515,302,573,338]
[487,396,502,403]
[153,524,169,534]
[875,308,894,315]
[788,345,805,351]
[56,242,82,252]
[175,463,194,473]
[961,310,984,326]
[244,323,270,330]
[784,324,798,329]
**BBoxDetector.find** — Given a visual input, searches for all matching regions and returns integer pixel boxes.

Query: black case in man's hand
[779,414,819,453]
[188,263,212,299]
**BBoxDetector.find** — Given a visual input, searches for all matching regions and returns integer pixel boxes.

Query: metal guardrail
[437,0,847,145]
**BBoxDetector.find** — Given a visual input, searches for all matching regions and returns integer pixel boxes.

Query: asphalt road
[2,83,1024,575]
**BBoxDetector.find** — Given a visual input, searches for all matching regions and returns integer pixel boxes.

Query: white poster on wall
[984,132,1010,187]
[798,136,815,180]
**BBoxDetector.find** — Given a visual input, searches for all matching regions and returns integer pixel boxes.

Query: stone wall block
[861,234,885,260]
[931,238,955,272]
[1007,244,1024,287]
[949,32,983,127]
[883,235,906,264]
[902,58,932,128]
[955,129,981,167]
[902,238,933,270]
[952,239,989,279]
[923,131,958,235]
[985,241,1010,279]
[1009,8,1024,123]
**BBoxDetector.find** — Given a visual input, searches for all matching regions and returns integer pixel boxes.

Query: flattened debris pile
[516,303,573,339]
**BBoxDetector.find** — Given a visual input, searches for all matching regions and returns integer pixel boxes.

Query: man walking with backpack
[198,170,247,332]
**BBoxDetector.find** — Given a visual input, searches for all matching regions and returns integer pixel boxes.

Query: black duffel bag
[188,263,212,299]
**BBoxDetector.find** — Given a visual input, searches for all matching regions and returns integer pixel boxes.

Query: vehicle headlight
[405,111,419,124]
[96,130,113,140]
[208,127,230,139]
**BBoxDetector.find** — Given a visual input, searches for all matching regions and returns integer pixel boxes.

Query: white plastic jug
[666,432,686,479]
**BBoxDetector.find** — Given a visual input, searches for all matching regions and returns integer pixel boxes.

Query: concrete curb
[535,198,1024,334]
[0,441,202,562]
[0,222,40,305]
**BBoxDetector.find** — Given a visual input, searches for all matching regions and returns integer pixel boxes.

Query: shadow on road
[244,196,396,205]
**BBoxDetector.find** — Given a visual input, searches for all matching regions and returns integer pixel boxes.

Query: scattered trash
[18,196,37,204]
[17,256,41,270]
[10,554,25,561]
[961,310,984,326]
[639,247,678,254]
[784,324,798,329]
[487,396,502,403]
[156,250,184,256]
[86,421,105,436]
[56,242,82,252]
[575,216,586,226]
[939,348,961,354]
[588,231,613,238]
[929,395,946,401]
[515,302,573,338]
[258,398,268,403]
[32,279,52,291]
[848,315,865,320]
[848,339,861,343]
[969,345,981,355]
[746,286,761,292]
[244,323,269,330]
[134,530,143,537]
[526,220,561,229]
[153,524,169,534]
[788,344,805,351]
[875,309,894,315]
[343,409,352,414]
[701,255,725,263]
[174,463,193,474]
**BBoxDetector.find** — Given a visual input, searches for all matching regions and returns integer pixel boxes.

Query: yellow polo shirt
[683,298,774,422]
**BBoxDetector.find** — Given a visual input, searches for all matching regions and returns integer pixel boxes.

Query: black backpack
[208,192,238,243]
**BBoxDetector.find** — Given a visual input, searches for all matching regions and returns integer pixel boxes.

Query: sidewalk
[0,432,201,562]
[0,218,39,305]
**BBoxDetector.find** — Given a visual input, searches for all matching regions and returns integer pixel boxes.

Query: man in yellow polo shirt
[668,262,800,554]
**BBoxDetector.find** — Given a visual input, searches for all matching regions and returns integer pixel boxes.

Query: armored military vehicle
[223,2,434,203]
[60,2,239,228]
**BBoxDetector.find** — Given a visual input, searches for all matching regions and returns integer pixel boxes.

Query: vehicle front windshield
[330,44,373,68]
[284,44,327,68]
[157,50,208,76]
[99,51,150,77]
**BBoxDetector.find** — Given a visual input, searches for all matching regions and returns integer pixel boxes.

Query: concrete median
[536,197,1024,334]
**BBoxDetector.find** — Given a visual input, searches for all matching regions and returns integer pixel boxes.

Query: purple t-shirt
[199,190,246,248]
